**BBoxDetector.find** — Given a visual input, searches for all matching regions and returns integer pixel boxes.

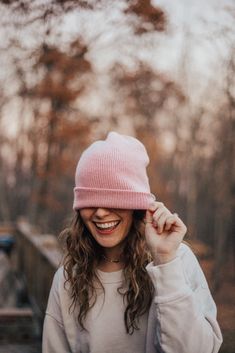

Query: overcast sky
[60,0,234,74]
[0,0,234,136]
[54,0,234,115]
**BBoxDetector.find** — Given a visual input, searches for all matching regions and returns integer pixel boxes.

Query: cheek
[79,210,91,224]
[79,214,92,232]
[83,218,93,232]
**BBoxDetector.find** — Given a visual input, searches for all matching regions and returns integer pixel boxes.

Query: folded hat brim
[73,187,155,210]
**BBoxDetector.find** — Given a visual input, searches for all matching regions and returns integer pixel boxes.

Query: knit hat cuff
[73,187,155,210]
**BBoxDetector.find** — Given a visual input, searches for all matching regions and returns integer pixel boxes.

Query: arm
[144,202,222,353]
[42,269,71,353]
[146,244,222,353]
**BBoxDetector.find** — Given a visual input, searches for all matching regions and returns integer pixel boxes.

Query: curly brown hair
[60,210,154,334]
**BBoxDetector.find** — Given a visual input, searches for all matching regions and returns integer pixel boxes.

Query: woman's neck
[98,248,125,272]
[98,244,124,272]
[97,260,124,272]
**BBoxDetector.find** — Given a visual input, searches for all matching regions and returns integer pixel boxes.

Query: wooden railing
[0,220,63,321]
[14,220,63,318]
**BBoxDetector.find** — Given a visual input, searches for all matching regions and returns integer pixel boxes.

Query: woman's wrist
[152,251,177,266]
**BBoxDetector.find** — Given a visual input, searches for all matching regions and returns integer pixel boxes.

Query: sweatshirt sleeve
[146,243,223,353]
[42,269,71,353]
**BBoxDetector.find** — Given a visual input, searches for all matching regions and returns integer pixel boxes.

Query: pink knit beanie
[73,131,155,210]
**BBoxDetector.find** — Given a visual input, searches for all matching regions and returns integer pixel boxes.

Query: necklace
[102,255,121,263]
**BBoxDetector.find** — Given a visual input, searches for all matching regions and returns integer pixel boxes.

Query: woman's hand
[144,202,187,265]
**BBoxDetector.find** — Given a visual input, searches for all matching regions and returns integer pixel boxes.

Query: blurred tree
[211,52,235,288]
[111,63,185,204]
[0,0,168,232]
[125,0,166,34]
[18,41,92,230]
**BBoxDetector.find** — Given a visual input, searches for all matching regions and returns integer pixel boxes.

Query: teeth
[95,221,119,229]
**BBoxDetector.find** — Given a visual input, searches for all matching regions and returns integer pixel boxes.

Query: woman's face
[79,207,134,249]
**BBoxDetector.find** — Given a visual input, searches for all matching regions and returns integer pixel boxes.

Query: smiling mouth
[93,220,120,233]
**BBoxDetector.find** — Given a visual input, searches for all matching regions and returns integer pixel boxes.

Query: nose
[93,208,111,218]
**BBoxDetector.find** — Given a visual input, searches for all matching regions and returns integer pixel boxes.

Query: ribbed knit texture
[73,131,155,210]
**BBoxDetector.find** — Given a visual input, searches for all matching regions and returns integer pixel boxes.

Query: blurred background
[0,0,234,352]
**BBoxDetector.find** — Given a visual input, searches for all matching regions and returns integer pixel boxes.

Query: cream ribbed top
[84,269,148,353]
[42,244,222,353]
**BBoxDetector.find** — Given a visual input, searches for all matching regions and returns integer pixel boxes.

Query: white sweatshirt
[42,243,223,353]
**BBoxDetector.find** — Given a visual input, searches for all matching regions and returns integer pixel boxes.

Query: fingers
[156,212,171,233]
[145,201,179,233]
[148,201,164,213]
[145,202,165,226]
[164,214,178,231]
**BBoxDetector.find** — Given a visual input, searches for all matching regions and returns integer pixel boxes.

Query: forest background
[0,0,234,352]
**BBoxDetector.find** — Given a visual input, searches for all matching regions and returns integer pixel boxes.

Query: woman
[43,131,222,353]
